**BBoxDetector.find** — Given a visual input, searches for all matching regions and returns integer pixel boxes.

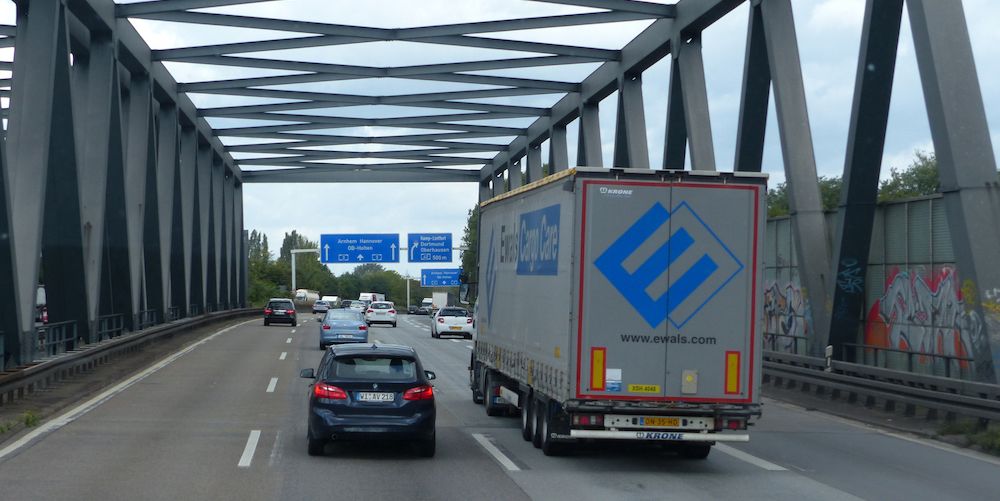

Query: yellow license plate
[641,417,680,427]
[449,326,462,330]
[628,384,660,393]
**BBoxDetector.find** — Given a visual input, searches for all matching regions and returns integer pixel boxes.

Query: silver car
[319,310,368,349]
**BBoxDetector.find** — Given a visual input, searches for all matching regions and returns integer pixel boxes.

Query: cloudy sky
[7,0,1000,277]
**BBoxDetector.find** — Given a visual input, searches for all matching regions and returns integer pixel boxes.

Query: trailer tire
[539,401,564,456]
[531,397,544,448]
[470,355,484,404]
[520,393,534,441]
[484,371,503,417]
[680,444,711,459]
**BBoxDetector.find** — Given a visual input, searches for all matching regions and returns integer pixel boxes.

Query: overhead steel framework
[1,0,999,382]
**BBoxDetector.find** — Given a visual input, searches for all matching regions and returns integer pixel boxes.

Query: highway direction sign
[408,233,453,262]
[320,234,400,263]
[421,268,461,287]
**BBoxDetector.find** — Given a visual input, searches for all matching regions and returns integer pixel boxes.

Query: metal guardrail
[763,350,1000,424]
[189,304,202,316]
[166,306,182,322]
[97,314,125,341]
[37,320,78,358]
[137,309,158,330]
[0,309,257,406]
[841,342,975,380]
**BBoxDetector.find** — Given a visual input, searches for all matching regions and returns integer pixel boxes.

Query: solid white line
[238,430,262,468]
[715,444,787,471]
[266,377,279,393]
[286,337,292,344]
[472,433,520,471]
[279,352,287,360]
[0,318,256,461]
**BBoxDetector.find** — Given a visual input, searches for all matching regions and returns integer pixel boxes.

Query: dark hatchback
[300,344,437,457]
[264,298,297,326]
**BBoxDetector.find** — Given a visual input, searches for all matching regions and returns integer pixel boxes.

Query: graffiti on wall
[864,267,984,363]
[764,281,810,351]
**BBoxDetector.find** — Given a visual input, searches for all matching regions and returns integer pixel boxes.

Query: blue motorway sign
[407,233,453,262]
[421,268,461,287]
[320,234,400,263]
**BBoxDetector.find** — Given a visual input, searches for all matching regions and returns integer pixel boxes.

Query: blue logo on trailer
[484,228,498,324]
[421,268,461,287]
[594,201,743,329]
[516,204,560,276]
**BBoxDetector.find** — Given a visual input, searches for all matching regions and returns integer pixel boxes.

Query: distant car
[299,343,437,457]
[312,300,331,314]
[418,298,433,315]
[319,309,368,349]
[349,301,366,313]
[366,301,397,327]
[264,298,297,326]
[341,300,353,309]
[407,305,417,314]
[431,307,473,339]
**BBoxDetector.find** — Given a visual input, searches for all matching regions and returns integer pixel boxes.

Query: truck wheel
[531,397,544,448]
[680,444,711,459]
[540,401,565,456]
[484,371,503,417]
[520,393,534,441]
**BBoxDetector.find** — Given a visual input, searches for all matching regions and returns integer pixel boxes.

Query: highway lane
[0,313,998,500]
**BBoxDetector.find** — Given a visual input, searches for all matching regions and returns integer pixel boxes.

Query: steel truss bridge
[0,0,998,383]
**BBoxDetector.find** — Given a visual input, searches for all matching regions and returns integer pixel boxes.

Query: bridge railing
[97,314,125,342]
[841,342,976,380]
[36,321,78,359]
[137,309,158,331]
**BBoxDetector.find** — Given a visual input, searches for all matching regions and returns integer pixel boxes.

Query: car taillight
[359,325,367,330]
[388,310,395,314]
[314,383,347,400]
[437,317,444,323]
[466,318,473,324]
[264,308,272,315]
[403,385,434,401]
[322,325,331,330]
[367,309,374,314]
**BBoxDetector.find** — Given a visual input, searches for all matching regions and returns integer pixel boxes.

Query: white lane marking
[466,346,474,350]
[266,377,279,393]
[291,329,296,334]
[472,433,520,471]
[268,430,283,467]
[286,337,292,344]
[715,444,787,471]
[238,430,262,468]
[450,339,461,343]
[0,319,256,461]
[279,352,287,360]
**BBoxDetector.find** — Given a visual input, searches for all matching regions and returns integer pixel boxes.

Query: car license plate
[377,312,385,316]
[640,416,680,427]
[449,326,462,330]
[338,334,354,339]
[357,392,394,402]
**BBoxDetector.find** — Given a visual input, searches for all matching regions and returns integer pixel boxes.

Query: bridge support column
[613,73,650,169]
[548,124,569,173]
[155,102,179,322]
[527,144,543,182]
[576,101,602,167]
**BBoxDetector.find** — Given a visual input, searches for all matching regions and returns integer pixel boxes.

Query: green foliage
[21,410,40,428]
[460,206,479,284]
[878,151,939,202]
[766,151,941,216]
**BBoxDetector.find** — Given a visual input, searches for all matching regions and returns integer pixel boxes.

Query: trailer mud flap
[568,430,749,442]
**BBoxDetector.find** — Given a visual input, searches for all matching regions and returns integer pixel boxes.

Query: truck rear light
[322,325,331,330]
[715,417,747,430]
[403,385,434,401]
[314,383,347,400]
[572,414,605,427]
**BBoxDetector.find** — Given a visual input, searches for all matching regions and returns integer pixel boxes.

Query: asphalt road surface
[0,314,997,500]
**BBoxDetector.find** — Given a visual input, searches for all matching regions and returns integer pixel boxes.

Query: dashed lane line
[286,337,292,344]
[266,377,279,393]
[472,433,520,471]
[716,444,787,471]
[279,352,287,360]
[238,430,262,468]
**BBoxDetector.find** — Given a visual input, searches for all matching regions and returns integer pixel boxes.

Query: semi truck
[470,168,765,457]
[431,291,452,313]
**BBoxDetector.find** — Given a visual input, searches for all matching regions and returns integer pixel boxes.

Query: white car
[431,307,473,339]
[365,301,397,327]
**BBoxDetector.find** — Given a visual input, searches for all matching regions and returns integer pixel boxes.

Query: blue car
[318,310,368,349]
[300,343,437,457]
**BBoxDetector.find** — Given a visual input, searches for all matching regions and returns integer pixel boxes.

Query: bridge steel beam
[828,0,904,362]
[908,0,1000,382]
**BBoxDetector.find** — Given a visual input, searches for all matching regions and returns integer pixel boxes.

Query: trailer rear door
[576,177,762,403]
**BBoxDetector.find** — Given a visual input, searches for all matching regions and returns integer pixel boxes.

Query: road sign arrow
[323,244,330,262]
[391,243,397,261]
[357,254,365,261]
[409,241,418,260]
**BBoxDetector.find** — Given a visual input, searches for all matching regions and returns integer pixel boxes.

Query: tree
[878,151,939,202]
[460,206,479,283]
[766,176,842,217]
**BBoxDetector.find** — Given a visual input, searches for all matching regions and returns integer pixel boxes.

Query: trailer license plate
[641,417,680,427]
[357,392,394,402]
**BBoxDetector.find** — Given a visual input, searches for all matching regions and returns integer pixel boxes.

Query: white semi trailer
[471,168,765,457]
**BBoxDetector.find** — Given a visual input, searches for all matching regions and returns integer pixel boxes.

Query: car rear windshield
[372,303,392,309]
[440,308,468,317]
[268,301,293,309]
[329,356,417,381]
[326,310,360,321]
